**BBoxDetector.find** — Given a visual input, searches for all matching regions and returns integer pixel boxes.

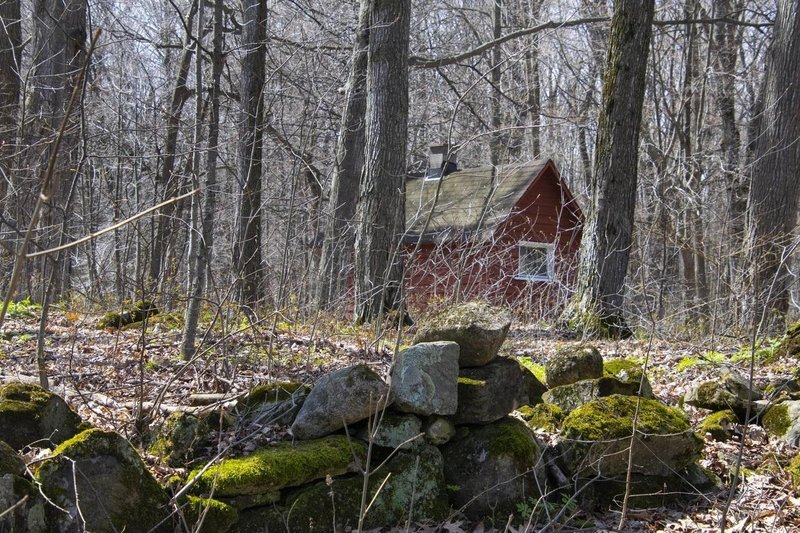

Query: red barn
[403,157,583,315]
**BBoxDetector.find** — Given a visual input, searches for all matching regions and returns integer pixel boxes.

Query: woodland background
[0,0,797,344]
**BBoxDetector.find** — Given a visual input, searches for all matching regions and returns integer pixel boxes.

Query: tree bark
[560,0,655,337]
[315,0,370,310]
[746,0,800,327]
[354,0,410,323]
[0,0,20,230]
[234,0,267,309]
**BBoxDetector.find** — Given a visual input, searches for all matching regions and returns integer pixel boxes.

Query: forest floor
[1,304,799,532]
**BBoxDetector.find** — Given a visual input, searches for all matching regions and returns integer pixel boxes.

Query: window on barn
[515,241,554,281]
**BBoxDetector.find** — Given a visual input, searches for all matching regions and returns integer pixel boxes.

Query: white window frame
[515,241,555,282]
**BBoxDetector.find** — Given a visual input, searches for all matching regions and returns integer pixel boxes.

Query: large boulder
[560,395,703,479]
[603,358,653,398]
[413,301,512,367]
[234,444,449,531]
[0,382,82,450]
[0,439,47,532]
[542,372,654,415]
[189,435,366,498]
[761,400,800,446]
[545,345,603,388]
[453,357,545,425]
[685,367,763,421]
[182,496,238,533]
[0,440,24,476]
[291,364,393,440]
[440,417,546,524]
[36,429,172,533]
[391,341,459,415]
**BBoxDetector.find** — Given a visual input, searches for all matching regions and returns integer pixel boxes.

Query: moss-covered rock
[440,416,545,524]
[545,345,603,387]
[182,495,238,533]
[560,395,703,479]
[150,411,210,467]
[97,300,159,329]
[413,301,512,367]
[542,370,653,415]
[0,382,82,450]
[233,444,449,531]
[189,435,366,497]
[775,320,800,359]
[685,367,763,421]
[238,382,309,409]
[603,358,653,397]
[291,365,393,440]
[36,428,172,532]
[121,310,183,331]
[699,410,739,442]
[762,401,800,446]
[516,403,565,432]
[390,341,459,416]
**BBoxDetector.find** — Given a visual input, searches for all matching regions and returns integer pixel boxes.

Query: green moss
[698,410,738,441]
[604,358,642,377]
[486,417,539,470]
[97,301,159,329]
[457,377,486,386]
[517,403,564,432]
[239,382,308,409]
[762,404,791,437]
[189,435,366,497]
[518,357,546,383]
[183,495,238,533]
[789,454,800,486]
[562,395,691,441]
[121,311,183,331]
[150,412,209,467]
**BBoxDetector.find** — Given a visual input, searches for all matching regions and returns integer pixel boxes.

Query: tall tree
[354,0,410,322]
[315,0,370,310]
[746,0,800,326]
[234,0,267,309]
[560,0,655,337]
[0,0,20,235]
[26,0,87,299]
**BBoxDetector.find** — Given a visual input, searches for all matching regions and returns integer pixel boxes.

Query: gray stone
[357,413,423,449]
[0,440,24,476]
[453,357,544,425]
[0,382,82,450]
[413,302,512,367]
[440,417,546,523]
[149,411,210,467]
[423,416,457,445]
[0,474,48,533]
[291,364,393,440]
[36,429,172,533]
[545,345,603,387]
[685,367,763,421]
[391,341,459,415]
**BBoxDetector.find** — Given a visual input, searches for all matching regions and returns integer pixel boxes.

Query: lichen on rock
[699,409,738,442]
[545,344,603,387]
[149,411,210,467]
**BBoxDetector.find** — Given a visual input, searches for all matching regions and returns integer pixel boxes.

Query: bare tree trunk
[316,0,370,311]
[234,0,267,309]
[560,0,655,337]
[746,0,800,327]
[26,0,87,300]
[148,0,198,292]
[489,0,503,167]
[354,0,410,323]
[0,0,20,232]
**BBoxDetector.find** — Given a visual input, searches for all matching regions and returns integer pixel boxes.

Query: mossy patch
[762,403,791,437]
[121,311,183,331]
[563,395,691,440]
[516,403,564,432]
[239,382,309,409]
[698,410,738,441]
[189,435,366,497]
[457,376,486,387]
[0,382,82,450]
[97,300,159,329]
[789,454,800,487]
[518,357,546,383]
[183,495,238,533]
[149,412,210,467]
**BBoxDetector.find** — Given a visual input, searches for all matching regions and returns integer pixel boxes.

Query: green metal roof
[405,160,549,242]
